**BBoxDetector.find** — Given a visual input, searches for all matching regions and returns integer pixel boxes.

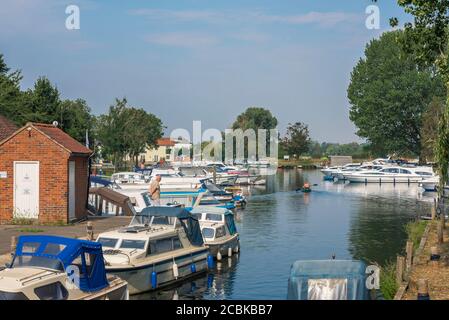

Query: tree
[281,122,311,157]
[391,0,449,193]
[231,107,278,160]
[96,98,164,169]
[59,99,95,143]
[28,77,61,123]
[348,30,445,158]
[420,97,445,163]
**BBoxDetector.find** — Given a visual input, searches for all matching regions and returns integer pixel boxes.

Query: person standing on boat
[149,175,161,206]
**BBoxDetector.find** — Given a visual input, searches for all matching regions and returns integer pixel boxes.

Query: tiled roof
[0,115,18,141]
[31,123,92,155]
[157,137,176,147]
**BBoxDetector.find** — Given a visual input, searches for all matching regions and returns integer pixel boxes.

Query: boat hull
[347,175,424,183]
[206,236,240,258]
[105,249,209,295]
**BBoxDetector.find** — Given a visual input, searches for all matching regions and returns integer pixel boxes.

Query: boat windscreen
[12,255,64,272]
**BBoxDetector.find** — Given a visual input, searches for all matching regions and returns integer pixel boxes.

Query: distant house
[330,156,353,167]
[0,122,92,224]
[142,137,192,164]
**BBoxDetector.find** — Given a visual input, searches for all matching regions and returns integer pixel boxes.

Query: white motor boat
[346,166,434,183]
[338,164,385,181]
[97,206,210,295]
[190,206,240,260]
[420,176,439,192]
[0,235,129,300]
[321,166,341,177]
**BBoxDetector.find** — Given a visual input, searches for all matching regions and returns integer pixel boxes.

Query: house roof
[0,115,18,141]
[157,137,176,147]
[31,123,92,155]
[0,122,92,155]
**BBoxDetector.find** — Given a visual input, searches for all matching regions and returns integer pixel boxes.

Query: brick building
[0,122,92,224]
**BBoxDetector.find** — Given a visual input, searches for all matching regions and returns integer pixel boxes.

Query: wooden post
[431,203,436,220]
[406,241,413,272]
[441,211,446,229]
[417,279,430,300]
[430,246,440,268]
[115,204,120,216]
[396,256,405,286]
[10,236,17,256]
[438,221,444,244]
[87,221,94,241]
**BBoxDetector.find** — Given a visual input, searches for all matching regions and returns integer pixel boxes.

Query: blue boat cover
[13,235,109,292]
[140,207,204,246]
[90,175,113,187]
[287,260,368,300]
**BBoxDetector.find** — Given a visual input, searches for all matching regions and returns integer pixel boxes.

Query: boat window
[202,228,215,239]
[148,236,182,255]
[191,213,202,220]
[13,255,64,272]
[205,213,222,222]
[415,171,432,176]
[215,226,226,238]
[152,216,171,225]
[34,282,69,300]
[400,169,411,174]
[0,291,29,300]
[21,242,40,254]
[42,243,66,256]
[120,239,146,250]
[97,238,119,249]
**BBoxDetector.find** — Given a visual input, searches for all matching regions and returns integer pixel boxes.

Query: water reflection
[134,169,435,300]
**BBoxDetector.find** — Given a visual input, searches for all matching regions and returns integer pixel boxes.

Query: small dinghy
[287,260,371,300]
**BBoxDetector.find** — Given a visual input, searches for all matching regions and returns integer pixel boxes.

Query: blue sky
[0,0,410,143]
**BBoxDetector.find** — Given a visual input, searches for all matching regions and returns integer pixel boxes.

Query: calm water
[135,169,435,300]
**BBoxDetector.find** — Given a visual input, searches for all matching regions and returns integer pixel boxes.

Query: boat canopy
[13,235,109,292]
[287,260,369,300]
[90,175,113,187]
[190,207,237,235]
[139,207,204,246]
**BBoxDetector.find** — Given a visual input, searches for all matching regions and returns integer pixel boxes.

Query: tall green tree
[59,99,95,143]
[390,0,449,193]
[420,97,445,163]
[348,30,445,158]
[28,77,61,123]
[96,98,164,169]
[281,122,311,157]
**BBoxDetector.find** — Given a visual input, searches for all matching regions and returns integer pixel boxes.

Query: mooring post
[87,221,94,241]
[438,220,444,244]
[396,256,405,286]
[10,236,17,257]
[417,279,430,300]
[406,241,413,273]
[431,202,436,220]
[430,246,440,269]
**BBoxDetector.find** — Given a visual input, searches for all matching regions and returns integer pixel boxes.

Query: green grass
[405,220,428,250]
[379,261,398,300]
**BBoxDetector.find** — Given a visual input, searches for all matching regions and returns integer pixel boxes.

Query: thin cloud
[144,32,219,47]
[129,8,362,27]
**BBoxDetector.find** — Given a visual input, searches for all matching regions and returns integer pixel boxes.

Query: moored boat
[96,206,210,295]
[0,235,129,300]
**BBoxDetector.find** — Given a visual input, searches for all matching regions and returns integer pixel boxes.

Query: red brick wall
[70,156,89,220]
[0,127,88,224]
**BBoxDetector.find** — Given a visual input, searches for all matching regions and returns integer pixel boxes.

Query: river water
[135,169,435,300]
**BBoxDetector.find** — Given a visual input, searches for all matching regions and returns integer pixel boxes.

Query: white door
[68,161,76,220]
[14,162,39,219]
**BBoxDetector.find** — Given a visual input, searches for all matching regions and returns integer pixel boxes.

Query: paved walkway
[0,216,132,255]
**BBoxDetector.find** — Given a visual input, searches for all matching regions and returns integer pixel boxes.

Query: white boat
[346,166,434,183]
[97,206,210,295]
[0,235,129,300]
[321,163,360,178]
[338,164,385,181]
[111,172,148,185]
[190,206,240,259]
[420,176,439,192]
[320,166,341,177]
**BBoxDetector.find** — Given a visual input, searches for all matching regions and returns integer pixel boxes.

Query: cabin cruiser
[96,206,210,294]
[0,235,129,300]
[337,164,385,181]
[190,207,240,260]
[345,166,434,183]
[420,176,439,192]
[321,163,360,179]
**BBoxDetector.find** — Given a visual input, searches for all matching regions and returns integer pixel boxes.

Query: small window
[205,214,222,222]
[215,226,226,238]
[34,282,68,300]
[173,237,183,250]
[400,169,411,174]
[120,240,146,250]
[22,242,40,254]
[42,243,66,256]
[202,228,215,239]
[97,238,118,249]
[0,291,29,300]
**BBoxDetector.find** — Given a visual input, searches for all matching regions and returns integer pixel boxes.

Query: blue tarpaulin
[287,260,369,300]
[13,235,109,293]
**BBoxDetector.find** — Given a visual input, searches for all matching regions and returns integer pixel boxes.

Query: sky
[0,0,411,143]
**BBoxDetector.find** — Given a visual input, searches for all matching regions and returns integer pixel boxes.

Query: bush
[405,220,428,250]
[379,261,398,300]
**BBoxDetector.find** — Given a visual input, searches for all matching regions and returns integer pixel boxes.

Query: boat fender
[233,244,239,253]
[191,263,197,273]
[228,247,232,257]
[217,251,222,261]
[151,271,157,289]
[207,254,215,269]
[173,262,179,279]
